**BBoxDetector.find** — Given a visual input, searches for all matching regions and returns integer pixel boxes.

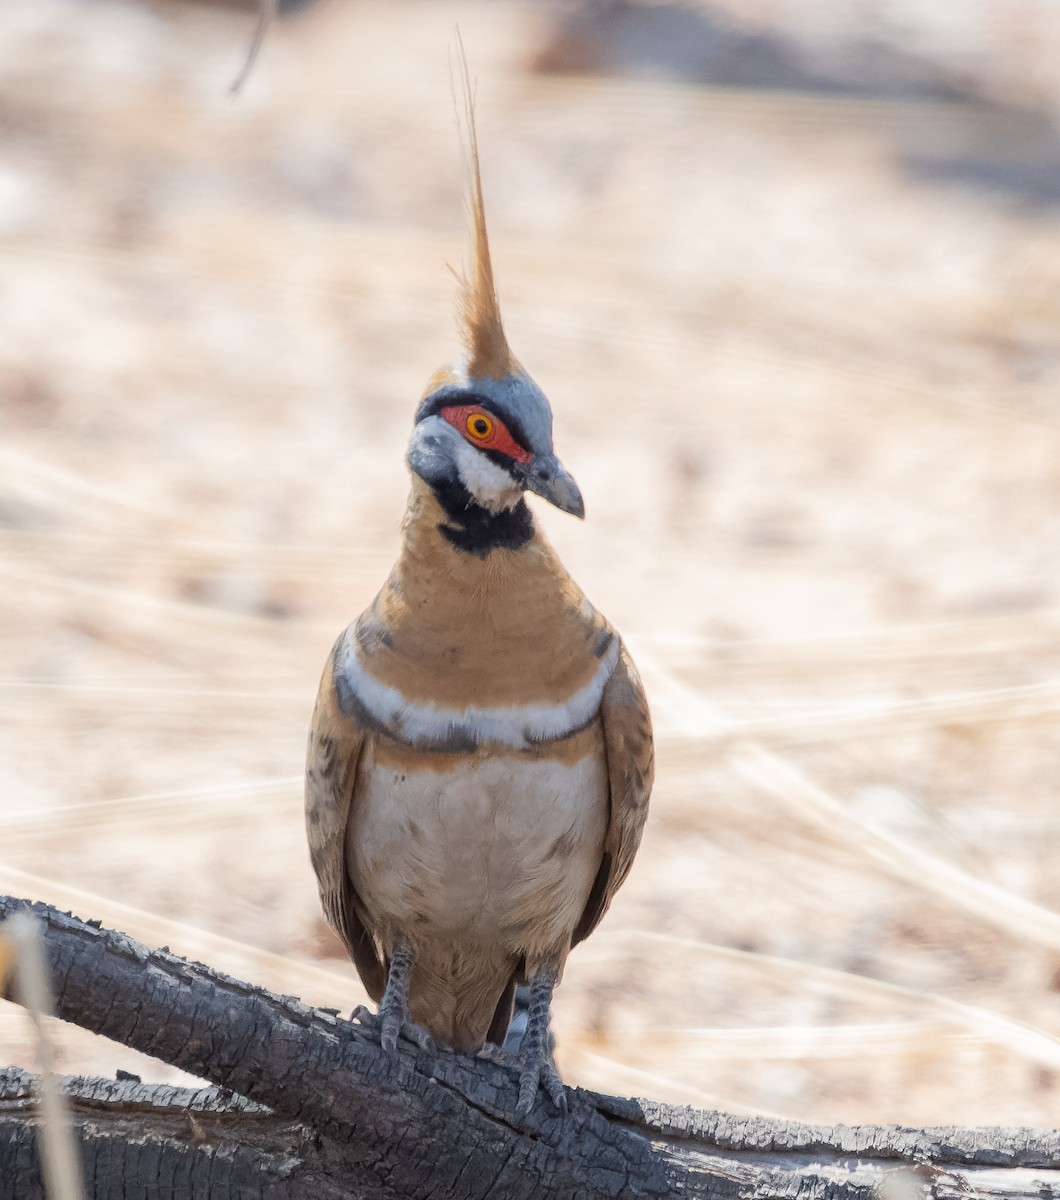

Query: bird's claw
[473,1042,565,1113]
[515,1053,567,1115]
[474,1042,508,1064]
[350,1004,379,1028]
[382,1015,435,1055]
[351,1005,434,1054]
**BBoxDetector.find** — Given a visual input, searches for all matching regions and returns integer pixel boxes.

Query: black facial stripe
[415,389,533,459]
[480,446,527,478]
[430,476,534,558]
[413,391,451,424]
[441,505,534,557]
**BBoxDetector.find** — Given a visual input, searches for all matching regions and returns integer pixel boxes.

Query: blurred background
[3,0,1060,1130]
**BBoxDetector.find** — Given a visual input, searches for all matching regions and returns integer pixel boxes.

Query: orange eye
[466,413,493,441]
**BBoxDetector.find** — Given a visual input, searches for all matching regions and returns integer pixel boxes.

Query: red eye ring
[438,404,533,464]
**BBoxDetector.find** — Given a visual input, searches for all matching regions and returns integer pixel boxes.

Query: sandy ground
[2,0,1060,1130]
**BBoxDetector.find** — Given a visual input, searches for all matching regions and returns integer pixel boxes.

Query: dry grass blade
[0,529,384,577]
[658,679,1060,748]
[3,913,86,1200]
[642,608,1060,664]
[1,777,302,841]
[733,746,1060,955]
[512,76,1021,136]
[0,680,305,700]
[0,448,172,522]
[586,930,1060,1071]
[0,560,332,641]
[589,1019,982,1060]
[230,0,278,96]
[639,653,1060,960]
[630,644,728,736]
[561,1045,796,1119]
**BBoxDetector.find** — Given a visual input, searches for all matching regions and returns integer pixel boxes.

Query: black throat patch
[431,477,534,557]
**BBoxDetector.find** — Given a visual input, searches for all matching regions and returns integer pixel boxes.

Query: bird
[304,61,653,1116]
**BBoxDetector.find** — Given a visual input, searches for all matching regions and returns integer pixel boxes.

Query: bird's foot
[474,1042,508,1064]
[351,1004,435,1054]
[350,1003,379,1029]
[516,1045,567,1116]
[474,1041,566,1114]
[382,1013,435,1055]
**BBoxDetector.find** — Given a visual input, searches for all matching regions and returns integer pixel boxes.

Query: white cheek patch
[450,433,522,513]
[414,414,522,514]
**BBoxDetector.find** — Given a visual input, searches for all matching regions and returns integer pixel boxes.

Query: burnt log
[1,896,1057,1200]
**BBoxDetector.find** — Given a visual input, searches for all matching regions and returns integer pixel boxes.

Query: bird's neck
[400,476,541,564]
[391,478,580,619]
[358,479,604,710]
[425,474,535,558]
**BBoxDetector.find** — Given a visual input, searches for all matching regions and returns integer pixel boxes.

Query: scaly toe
[403,1021,436,1053]
[353,1006,418,1056]
[541,1062,568,1113]
[516,1058,567,1116]
[380,1011,400,1054]
[475,1043,510,1065]
[350,1004,380,1029]
[380,1012,435,1055]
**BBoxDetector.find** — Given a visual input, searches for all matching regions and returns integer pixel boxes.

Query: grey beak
[526,454,585,519]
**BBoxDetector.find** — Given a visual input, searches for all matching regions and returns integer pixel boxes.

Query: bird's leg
[378,941,413,1052]
[515,965,567,1115]
[355,941,434,1054]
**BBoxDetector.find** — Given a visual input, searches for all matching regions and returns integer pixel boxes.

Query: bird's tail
[406,943,520,1051]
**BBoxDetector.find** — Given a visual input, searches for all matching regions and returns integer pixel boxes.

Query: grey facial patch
[420,370,555,458]
[407,421,460,492]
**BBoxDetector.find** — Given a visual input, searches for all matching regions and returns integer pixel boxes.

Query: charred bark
[1,896,1057,1200]
[0,1068,387,1200]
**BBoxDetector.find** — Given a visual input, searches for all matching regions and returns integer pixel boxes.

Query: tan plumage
[574,643,655,947]
[306,482,652,1046]
[304,55,652,1112]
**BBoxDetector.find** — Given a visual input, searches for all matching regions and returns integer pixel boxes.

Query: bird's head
[409,365,583,522]
[406,63,583,532]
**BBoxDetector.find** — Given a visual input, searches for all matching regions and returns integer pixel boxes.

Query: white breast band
[335,625,619,751]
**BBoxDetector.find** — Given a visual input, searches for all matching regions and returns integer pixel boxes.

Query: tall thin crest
[452,36,514,380]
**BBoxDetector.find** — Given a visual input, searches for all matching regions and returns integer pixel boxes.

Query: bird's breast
[347,728,609,955]
[346,511,620,721]
[334,622,618,752]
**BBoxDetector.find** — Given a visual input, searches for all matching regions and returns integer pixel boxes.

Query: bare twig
[230,0,279,97]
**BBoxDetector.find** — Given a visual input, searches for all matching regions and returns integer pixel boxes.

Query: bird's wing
[572,641,654,946]
[304,637,387,1001]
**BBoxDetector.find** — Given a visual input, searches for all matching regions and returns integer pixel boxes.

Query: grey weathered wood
[1,895,1057,1200]
[0,1068,388,1200]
